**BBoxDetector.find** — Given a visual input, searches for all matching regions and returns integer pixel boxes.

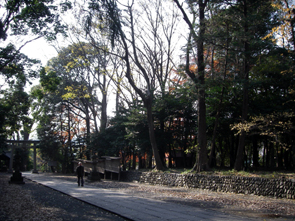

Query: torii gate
[5,140,40,173]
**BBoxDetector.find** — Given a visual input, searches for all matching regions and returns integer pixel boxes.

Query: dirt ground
[1,172,295,220]
[0,173,127,221]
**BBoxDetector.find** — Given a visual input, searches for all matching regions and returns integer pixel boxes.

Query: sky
[18,38,58,93]
[1,0,187,139]
[21,39,58,66]
[16,0,188,124]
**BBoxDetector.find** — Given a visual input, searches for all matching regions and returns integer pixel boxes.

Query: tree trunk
[122,151,126,171]
[159,115,167,167]
[252,135,259,168]
[209,22,229,168]
[208,88,224,168]
[230,135,239,168]
[128,153,131,170]
[85,106,91,160]
[234,0,250,171]
[98,71,108,132]
[132,148,136,170]
[209,143,216,168]
[146,98,164,170]
[115,7,164,170]
[265,139,270,168]
[100,91,108,132]
[67,102,71,173]
[138,153,142,169]
[173,0,209,172]
[116,88,120,115]
[169,143,173,168]
[284,139,291,169]
[278,144,283,169]
[270,142,275,169]
[148,154,153,169]
[195,0,208,172]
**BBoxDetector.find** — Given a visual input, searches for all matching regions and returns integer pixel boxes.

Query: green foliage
[89,113,128,156]
[0,104,10,150]
[1,86,30,134]
[0,44,40,85]
[154,86,198,156]
[37,133,63,163]
[231,45,295,150]
[39,67,61,92]
[3,0,71,40]
[30,74,64,163]
[0,0,71,146]
[251,48,295,114]
[87,0,121,47]
[34,97,63,163]
[11,0,295,172]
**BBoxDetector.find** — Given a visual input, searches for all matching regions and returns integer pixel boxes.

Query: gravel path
[1,172,295,220]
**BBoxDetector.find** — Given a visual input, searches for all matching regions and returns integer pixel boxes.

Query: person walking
[76,162,84,187]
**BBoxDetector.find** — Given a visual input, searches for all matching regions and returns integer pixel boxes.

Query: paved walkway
[23,172,265,221]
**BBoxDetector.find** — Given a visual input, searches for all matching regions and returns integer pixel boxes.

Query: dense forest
[1,0,294,173]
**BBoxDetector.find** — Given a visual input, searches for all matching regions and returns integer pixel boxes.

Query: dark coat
[76,165,84,177]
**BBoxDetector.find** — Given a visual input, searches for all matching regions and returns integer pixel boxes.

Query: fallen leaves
[82,174,295,219]
[1,172,295,220]
[0,174,62,221]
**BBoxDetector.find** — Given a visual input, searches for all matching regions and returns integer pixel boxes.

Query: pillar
[8,143,15,173]
[32,143,38,173]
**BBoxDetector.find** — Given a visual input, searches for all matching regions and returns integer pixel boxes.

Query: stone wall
[121,171,295,199]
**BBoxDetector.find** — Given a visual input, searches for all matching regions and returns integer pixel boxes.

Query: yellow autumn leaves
[263,2,295,49]
[62,85,91,100]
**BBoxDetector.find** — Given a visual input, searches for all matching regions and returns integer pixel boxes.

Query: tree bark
[195,0,209,172]
[209,22,229,168]
[146,98,164,170]
[174,0,209,172]
[252,135,259,168]
[111,3,164,171]
[67,102,71,173]
[100,91,107,132]
[234,0,250,171]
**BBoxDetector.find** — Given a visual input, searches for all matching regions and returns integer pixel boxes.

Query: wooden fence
[73,156,121,180]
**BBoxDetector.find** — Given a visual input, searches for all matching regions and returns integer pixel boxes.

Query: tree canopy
[2,0,295,173]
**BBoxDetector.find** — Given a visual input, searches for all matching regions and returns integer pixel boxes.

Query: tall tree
[231,0,276,170]
[1,0,71,76]
[234,0,250,171]
[86,0,181,170]
[1,0,71,147]
[47,43,103,136]
[173,0,209,171]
